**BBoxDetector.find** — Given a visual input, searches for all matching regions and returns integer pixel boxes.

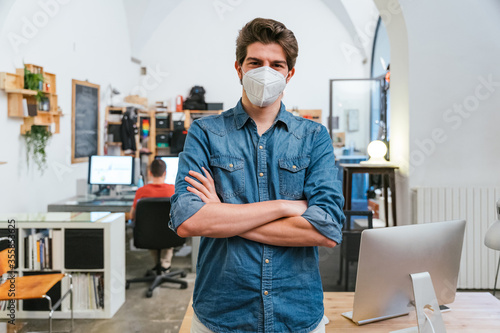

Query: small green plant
[24,67,45,103]
[24,125,52,173]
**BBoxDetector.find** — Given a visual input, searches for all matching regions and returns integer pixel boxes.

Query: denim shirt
[170,100,345,333]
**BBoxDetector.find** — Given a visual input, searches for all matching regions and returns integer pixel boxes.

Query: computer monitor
[344,219,466,325]
[88,155,135,186]
[155,156,179,185]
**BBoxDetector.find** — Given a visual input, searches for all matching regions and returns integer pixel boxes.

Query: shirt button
[292,165,297,169]
[264,291,269,296]
[259,172,264,177]
[259,145,263,149]
[229,163,233,168]
[265,259,269,264]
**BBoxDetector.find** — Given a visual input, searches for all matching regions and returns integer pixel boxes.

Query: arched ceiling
[122,0,371,64]
[122,0,183,62]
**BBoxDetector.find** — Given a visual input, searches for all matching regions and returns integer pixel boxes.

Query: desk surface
[339,163,399,169]
[179,292,500,332]
[47,195,133,212]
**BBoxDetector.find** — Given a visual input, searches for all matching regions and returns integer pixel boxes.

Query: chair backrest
[343,210,373,231]
[342,211,374,261]
[134,197,185,250]
[0,248,10,276]
[0,238,11,276]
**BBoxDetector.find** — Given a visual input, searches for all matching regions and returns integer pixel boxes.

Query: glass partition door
[329,78,387,156]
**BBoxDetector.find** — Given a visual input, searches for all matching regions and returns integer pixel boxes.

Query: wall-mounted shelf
[1,64,61,135]
[4,89,37,95]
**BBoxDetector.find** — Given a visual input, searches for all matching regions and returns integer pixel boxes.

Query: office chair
[0,238,74,333]
[126,197,187,297]
[337,210,373,291]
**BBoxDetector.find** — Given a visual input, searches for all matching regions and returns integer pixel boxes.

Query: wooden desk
[179,292,500,332]
[47,195,133,213]
[340,164,398,226]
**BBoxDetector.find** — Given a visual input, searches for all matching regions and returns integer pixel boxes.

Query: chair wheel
[146,290,153,298]
[126,282,130,289]
[180,284,188,289]
[181,271,187,278]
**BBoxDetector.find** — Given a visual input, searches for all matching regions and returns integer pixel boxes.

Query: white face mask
[242,66,287,107]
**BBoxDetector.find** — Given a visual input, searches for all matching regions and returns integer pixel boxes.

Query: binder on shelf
[51,230,62,270]
[71,272,104,310]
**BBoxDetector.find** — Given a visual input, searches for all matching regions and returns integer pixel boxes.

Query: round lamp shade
[485,220,500,251]
[360,140,388,165]
[367,140,387,158]
[485,201,500,251]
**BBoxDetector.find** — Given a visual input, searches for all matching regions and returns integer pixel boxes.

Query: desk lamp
[360,140,389,165]
[484,199,500,295]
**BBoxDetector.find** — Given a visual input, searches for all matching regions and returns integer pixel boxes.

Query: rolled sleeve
[169,193,206,232]
[169,121,211,234]
[302,126,345,244]
[302,205,343,244]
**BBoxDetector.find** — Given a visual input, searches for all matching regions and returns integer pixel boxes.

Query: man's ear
[235,61,243,82]
[286,67,295,84]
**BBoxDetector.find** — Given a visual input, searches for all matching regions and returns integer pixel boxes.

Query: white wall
[138,0,371,124]
[0,0,140,213]
[401,0,500,188]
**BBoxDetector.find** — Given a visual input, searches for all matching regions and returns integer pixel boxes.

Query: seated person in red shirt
[130,159,175,272]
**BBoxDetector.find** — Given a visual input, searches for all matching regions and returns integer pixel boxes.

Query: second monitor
[155,156,179,185]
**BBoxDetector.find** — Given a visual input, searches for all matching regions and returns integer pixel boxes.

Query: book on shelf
[71,272,104,311]
[51,230,62,270]
[24,229,58,270]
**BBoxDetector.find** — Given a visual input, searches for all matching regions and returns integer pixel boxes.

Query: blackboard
[72,79,100,163]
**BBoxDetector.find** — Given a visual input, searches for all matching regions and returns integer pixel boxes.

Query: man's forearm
[239,216,337,248]
[176,200,306,238]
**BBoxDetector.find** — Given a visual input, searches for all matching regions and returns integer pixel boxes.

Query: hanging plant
[23,125,52,173]
[24,67,45,103]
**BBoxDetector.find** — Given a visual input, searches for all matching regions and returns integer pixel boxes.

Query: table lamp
[484,199,500,295]
[360,140,389,165]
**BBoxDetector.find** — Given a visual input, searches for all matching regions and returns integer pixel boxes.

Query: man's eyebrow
[245,58,287,64]
[245,57,262,62]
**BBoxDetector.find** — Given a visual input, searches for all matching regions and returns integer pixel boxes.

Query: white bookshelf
[0,212,125,319]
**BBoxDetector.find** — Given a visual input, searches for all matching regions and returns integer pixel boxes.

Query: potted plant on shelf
[24,66,47,110]
[23,125,52,173]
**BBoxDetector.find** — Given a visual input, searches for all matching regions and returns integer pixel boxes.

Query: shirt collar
[234,99,292,131]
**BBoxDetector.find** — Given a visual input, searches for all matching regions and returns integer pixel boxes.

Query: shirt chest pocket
[278,156,310,199]
[210,156,245,200]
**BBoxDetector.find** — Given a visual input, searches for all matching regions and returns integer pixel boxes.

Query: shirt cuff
[169,193,206,233]
[302,205,343,245]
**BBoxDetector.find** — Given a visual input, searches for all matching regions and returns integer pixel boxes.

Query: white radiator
[414,187,500,289]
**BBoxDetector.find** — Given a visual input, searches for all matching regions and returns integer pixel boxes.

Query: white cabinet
[0,212,125,319]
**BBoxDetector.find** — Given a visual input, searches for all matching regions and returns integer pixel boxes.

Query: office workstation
[1,1,500,332]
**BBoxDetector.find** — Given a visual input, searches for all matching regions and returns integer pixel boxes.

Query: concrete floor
[2,242,499,332]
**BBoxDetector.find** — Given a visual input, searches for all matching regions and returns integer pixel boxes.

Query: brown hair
[150,159,166,177]
[236,18,299,70]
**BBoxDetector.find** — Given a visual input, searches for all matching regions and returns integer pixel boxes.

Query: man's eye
[273,64,283,68]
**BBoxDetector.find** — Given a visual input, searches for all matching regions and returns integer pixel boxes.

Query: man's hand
[185,167,221,203]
